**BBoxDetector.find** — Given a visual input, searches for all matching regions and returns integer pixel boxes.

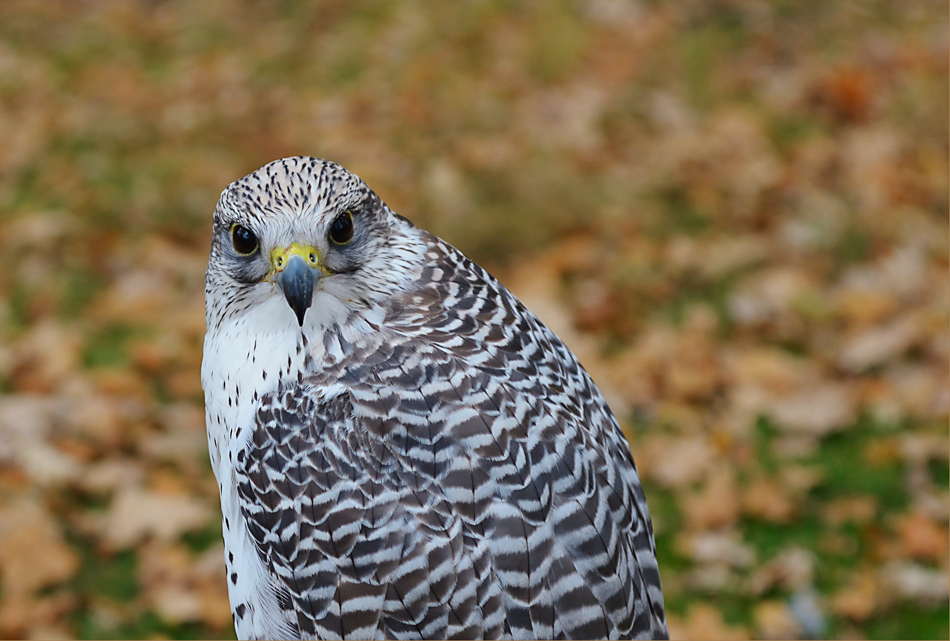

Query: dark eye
[231,224,259,255]
[329,211,354,245]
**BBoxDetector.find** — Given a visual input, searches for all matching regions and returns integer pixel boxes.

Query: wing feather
[235,237,667,639]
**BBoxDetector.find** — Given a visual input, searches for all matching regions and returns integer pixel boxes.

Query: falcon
[202,157,667,640]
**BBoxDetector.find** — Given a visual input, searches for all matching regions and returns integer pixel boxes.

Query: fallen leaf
[90,367,151,400]
[164,367,204,400]
[195,545,234,629]
[819,65,873,123]
[770,435,820,459]
[878,561,950,605]
[841,125,902,213]
[682,564,740,593]
[831,569,878,622]
[138,541,231,629]
[60,384,127,448]
[75,457,146,495]
[701,235,769,279]
[742,477,796,523]
[749,547,815,594]
[0,499,78,599]
[728,268,816,326]
[778,464,824,495]
[676,531,755,568]
[863,436,901,466]
[15,440,84,487]
[754,600,801,640]
[683,466,740,530]
[97,487,212,550]
[838,316,921,372]
[0,591,76,639]
[0,394,56,461]
[898,433,950,465]
[90,268,175,325]
[769,384,857,436]
[821,496,878,526]
[725,347,810,395]
[897,512,949,562]
[835,288,898,327]
[881,363,947,423]
[8,321,82,393]
[637,434,716,489]
[668,603,749,641]
[665,332,721,401]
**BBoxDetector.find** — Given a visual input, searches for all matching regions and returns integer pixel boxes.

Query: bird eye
[329,211,354,245]
[231,224,259,255]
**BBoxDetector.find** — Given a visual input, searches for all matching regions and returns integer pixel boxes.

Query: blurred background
[0,1,946,639]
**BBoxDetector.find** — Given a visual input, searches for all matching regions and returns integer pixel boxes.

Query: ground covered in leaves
[0,1,946,639]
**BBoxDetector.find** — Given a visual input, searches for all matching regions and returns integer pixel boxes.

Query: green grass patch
[807,424,906,512]
[834,226,873,266]
[753,418,781,475]
[864,601,950,640]
[82,324,145,369]
[71,547,139,603]
[60,270,103,317]
[653,186,711,236]
[5,281,34,329]
[182,521,223,553]
[678,13,749,111]
[660,270,745,338]
[768,115,823,155]
[744,515,824,563]
[75,609,235,641]
[927,458,948,488]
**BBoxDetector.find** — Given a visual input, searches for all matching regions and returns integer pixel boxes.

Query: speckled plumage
[202,157,667,640]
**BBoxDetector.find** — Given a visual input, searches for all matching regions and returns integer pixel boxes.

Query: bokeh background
[0,1,946,639]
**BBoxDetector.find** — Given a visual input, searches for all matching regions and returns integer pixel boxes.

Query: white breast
[203,292,309,639]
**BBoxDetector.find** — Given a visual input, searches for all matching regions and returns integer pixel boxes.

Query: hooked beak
[272,245,322,326]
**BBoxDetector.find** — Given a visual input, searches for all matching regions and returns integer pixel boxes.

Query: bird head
[205,157,422,330]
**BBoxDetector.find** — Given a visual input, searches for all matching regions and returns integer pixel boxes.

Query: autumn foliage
[0,2,946,639]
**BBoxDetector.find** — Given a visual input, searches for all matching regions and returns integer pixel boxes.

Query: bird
[201,156,667,640]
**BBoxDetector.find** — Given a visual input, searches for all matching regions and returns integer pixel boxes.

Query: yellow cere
[269,243,325,275]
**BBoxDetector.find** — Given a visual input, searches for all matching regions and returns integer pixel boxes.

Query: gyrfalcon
[201,156,667,640]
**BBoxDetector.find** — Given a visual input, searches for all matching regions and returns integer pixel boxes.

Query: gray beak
[275,255,319,326]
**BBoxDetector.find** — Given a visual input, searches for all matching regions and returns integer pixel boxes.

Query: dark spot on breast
[229,551,234,562]
[231,572,238,584]
[236,603,247,619]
